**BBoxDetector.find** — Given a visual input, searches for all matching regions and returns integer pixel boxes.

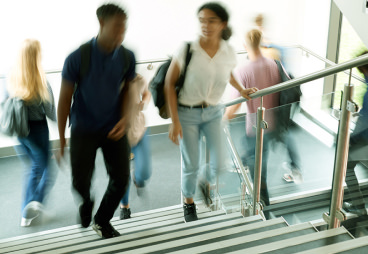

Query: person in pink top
[119,74,152,220]
[225,29,281,208]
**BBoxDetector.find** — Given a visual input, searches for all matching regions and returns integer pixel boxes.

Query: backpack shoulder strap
[182,42,192,76]
[275,60,290,82]
[79,41,92,83]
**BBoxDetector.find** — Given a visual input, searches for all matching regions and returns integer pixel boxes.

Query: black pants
[70,130,130,225]
[244,133,273,206]
[344,116,368,207]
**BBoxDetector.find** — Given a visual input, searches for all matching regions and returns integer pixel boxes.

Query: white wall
[0,0,332,148]
[0,0,329,74]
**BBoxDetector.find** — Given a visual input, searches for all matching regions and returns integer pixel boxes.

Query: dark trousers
[70,130,130,225]
[344,117,368,207]
[244,133,273,206]
[345,160,365,207]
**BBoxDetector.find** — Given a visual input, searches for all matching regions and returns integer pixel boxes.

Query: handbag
[0,97,29,137]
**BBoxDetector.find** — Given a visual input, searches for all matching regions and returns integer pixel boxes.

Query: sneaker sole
[21,214,39,227]
[92,224,103,238]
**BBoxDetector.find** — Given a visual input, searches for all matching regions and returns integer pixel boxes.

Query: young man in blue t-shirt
[58,3,135,238]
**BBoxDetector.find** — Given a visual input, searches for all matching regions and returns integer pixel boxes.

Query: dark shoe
[183,203,198,222]
[199,181,212,207]
[120,208,131,220]
[343,202,367,216]
[79,200,94,228]
[92,220,121,239]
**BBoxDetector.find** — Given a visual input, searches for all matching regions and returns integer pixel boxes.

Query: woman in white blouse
[165,2,257,222]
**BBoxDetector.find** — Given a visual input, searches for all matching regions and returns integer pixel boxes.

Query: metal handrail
[224,53,368,108]
[0,51,248,79]
[297,45,367,85]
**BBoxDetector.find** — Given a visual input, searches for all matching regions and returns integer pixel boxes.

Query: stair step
[165,222,316,254]
[0,210,252,254]
[227,227,352,254]
[44,213,263,254]
[297,235,368,254]
[0,204,183,246]
[95,217,287,254]
[0,206,220,253]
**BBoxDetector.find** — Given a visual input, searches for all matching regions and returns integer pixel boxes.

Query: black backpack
[149,43,192,119]
[275,60,301,133]
[275,60,301,106]
[78,41,131,84]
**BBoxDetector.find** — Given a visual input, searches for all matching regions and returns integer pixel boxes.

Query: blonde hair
[8,39,49,102]
[246,29,263,50]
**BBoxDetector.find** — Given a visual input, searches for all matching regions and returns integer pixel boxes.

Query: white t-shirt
[173,39,237,106]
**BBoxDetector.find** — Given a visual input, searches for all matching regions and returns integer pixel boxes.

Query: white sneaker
[291,170,303,184]
[21,201,42,227]
[282,162,303,184]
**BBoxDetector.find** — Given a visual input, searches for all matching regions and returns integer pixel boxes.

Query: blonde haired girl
[9,39,49,102]
[8,39,56,227]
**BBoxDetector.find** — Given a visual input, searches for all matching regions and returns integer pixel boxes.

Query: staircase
[1,204,368,254]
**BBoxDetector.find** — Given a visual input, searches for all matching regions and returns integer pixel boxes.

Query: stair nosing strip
[162,222,317,254]
[51,214,262,254]
[1,210,230,254]
[0,204,183,245]
[296,235,368,254]
[226,227,350,254]
[90,217,288,254]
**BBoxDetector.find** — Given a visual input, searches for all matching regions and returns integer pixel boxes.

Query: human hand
[108,118,127,141]
[56,137,66,166]
[169,121,183,145]
[240,87,258,100]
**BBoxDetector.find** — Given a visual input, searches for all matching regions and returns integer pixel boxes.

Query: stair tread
[0,203,183,245]
[79,217,287,254]
[0,206,217,250]
[0,212,261,254]
[227,227,351,254]
[147,222,315,254]
[41,213,263,254]
[297,235,368,254]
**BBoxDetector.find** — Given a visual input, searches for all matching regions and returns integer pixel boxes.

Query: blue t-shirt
[62,38,136,133]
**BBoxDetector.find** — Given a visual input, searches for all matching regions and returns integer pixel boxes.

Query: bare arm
[229,73,258,100]
[107,79,133,141]
[57,78,74,156]
[224,103,241,120]
[165,60,180,123]
[225,73,257,120]
[165,60,182,145]
[139,85,151,110]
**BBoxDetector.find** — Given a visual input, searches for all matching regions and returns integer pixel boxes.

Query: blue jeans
[17,120,52,211]
[120,131,152,206]
[178,105,226,199]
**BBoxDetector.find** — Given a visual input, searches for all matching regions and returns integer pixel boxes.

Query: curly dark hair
[96,3,127,20]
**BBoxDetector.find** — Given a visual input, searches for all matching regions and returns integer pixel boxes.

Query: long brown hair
[8,39,49,102]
